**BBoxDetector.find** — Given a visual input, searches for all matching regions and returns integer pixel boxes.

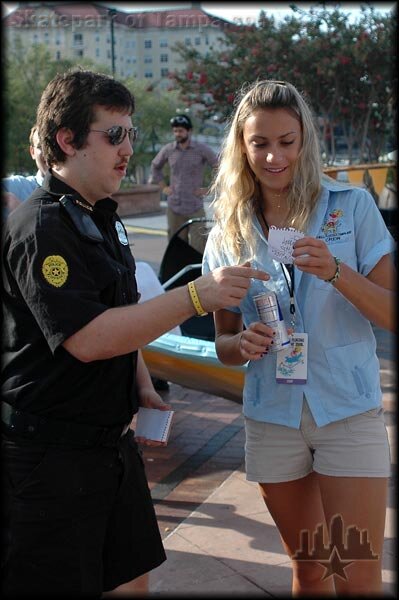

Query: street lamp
[149,126,159,153]
[109,8,116,76]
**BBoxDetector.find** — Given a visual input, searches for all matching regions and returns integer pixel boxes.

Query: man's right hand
[194,262,270,312]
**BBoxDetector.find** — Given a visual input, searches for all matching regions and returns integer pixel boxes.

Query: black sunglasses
[170,116,190,126]
[90,126,138,145]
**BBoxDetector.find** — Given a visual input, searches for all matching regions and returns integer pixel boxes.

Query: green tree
[4,40,182,181]
[3,38,105,175]
[170,4,396,165]
[121,78,181,183]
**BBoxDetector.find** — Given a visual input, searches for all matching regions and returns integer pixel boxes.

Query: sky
[2,1,396,23]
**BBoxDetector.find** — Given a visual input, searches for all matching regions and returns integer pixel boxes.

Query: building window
[160,54,168,63]
[75,49,84,57]
[144,39,152,48]
[74,33,83,46]
[56,51,61,60]
[161,68,169,77]
[185,37,191,45]
[144,71,153,78]
[205,35,209,45]
[144,56,153,64]
[96,48,100,57]
[160,38,168,48]
[195,37,201,45]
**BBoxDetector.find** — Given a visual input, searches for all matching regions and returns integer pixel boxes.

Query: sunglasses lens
[107,126,137,145]
[108,126,124,145]
[128,128,138,144]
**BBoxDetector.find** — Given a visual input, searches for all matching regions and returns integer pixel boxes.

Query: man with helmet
[149,115,218,252]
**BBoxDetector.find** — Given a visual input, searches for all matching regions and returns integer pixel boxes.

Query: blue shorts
[245,399,391,483]
[1,430,166,596]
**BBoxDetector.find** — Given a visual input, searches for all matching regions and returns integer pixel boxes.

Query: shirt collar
[36,170,45,186]
[321,173,355,192]
[42,169,118,214]
[173,138,195,150]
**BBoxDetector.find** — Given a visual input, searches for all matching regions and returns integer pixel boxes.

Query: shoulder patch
[42,255,69,287]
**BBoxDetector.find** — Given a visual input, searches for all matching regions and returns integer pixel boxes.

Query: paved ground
[123,206,397,597]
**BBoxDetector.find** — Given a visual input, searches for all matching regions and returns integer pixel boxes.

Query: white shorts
[245,399,391,483]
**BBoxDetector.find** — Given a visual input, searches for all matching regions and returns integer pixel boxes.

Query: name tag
[276,333,308,384]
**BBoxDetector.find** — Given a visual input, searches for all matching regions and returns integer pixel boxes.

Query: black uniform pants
[1,430,166,597]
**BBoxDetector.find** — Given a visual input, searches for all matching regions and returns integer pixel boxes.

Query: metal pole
[109,9,116,76]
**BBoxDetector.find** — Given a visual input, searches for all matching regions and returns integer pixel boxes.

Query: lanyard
[259,212,296,328]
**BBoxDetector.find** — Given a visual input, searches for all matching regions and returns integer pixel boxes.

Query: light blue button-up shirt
[203,178,395,428]
[2,170,44,201]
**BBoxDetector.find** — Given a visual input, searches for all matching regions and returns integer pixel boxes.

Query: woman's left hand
[292,236,338,281]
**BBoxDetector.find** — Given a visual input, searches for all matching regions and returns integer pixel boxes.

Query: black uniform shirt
[1,171,139,427]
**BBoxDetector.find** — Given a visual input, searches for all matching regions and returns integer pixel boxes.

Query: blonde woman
[202,80,396,596]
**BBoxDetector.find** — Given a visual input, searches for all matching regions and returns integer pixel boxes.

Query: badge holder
[276,333,308,384]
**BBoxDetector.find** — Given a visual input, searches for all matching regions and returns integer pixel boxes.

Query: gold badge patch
[42,255,68,288]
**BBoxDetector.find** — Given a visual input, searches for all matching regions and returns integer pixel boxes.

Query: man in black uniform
[1,68,268,596]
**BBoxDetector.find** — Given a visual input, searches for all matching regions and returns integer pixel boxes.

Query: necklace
[268,185,289,209]
[270,196,282,209]
[260,206,288,230]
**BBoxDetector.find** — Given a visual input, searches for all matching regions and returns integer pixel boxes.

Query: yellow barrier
[323,162,396,197]
[367,168,389,196]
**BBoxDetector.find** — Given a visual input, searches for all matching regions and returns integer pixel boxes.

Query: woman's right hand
[238,322,275,361]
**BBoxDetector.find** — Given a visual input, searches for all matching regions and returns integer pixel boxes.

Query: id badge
[276,333,308,384]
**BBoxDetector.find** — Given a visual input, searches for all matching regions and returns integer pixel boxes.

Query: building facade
[4,2,234,87]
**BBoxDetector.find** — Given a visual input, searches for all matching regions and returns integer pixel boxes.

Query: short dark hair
[36,68,135,166]
[170,115,192,130]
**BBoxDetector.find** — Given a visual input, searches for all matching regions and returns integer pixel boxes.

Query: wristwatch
[324,256,341,285]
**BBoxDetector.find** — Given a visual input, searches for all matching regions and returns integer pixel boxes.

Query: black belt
[1,402,130,447]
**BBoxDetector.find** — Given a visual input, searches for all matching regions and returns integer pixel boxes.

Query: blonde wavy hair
[210,80,323,262]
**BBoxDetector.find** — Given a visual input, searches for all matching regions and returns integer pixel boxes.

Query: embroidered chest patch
[318,208,352,242]
[322,208,344,236]
[42,255,69,287]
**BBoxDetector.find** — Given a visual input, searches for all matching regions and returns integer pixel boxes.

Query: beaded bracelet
[187,281,208,317]
[324,256,341,285]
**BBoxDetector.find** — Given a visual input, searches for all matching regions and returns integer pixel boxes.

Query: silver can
[253,291,290,352]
